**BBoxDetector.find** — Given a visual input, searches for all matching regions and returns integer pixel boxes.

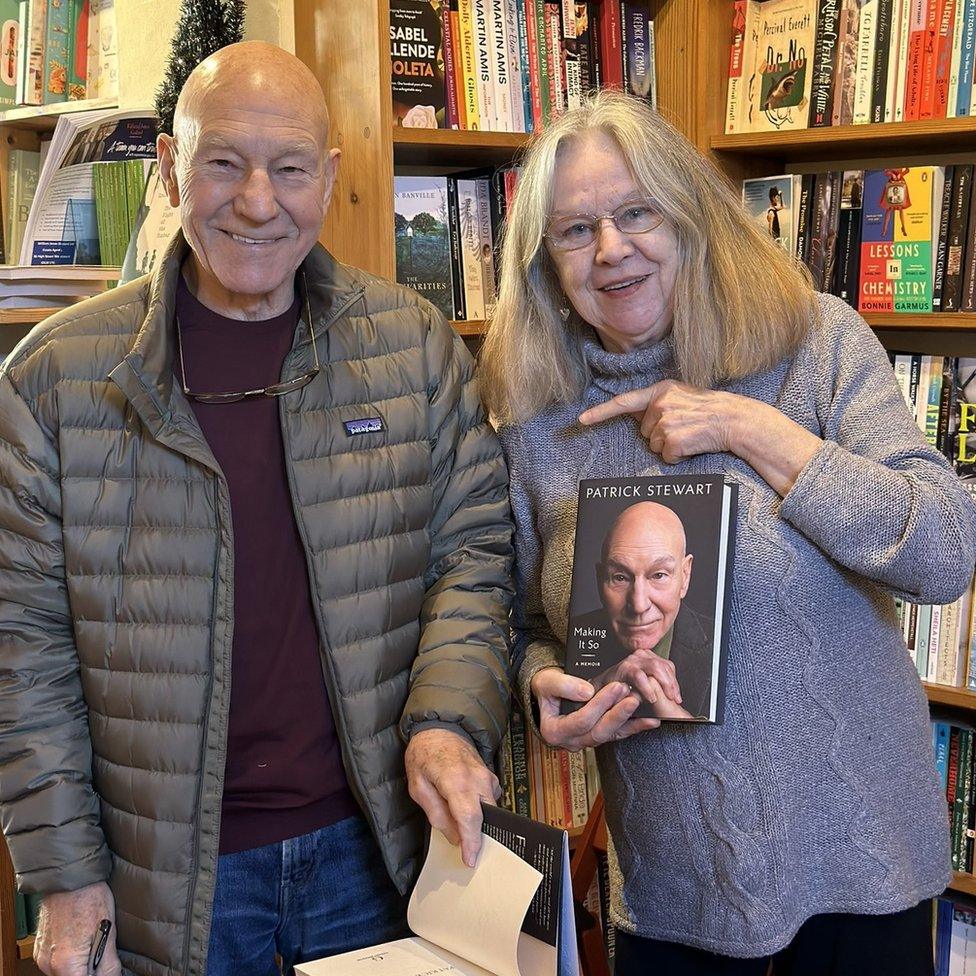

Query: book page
[295,936,496,976]
[408,828,543,976]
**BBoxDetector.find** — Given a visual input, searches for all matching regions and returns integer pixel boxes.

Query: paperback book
[562,475,736,724]
[390,0,446,127]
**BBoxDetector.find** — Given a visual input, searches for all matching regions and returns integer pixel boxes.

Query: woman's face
[545,131,679,354]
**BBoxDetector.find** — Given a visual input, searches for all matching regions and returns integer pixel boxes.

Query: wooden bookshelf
[950,872,976,898]
[393,128,530,167]
[924,683,976,711]
[0,97,118,132]
[16,936,32,961]
[865,313,976,332]
[711,117,976,163]
[450,319,487,338]
[0,308,64,326]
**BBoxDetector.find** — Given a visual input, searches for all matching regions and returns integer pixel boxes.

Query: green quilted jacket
[0,233,514,976]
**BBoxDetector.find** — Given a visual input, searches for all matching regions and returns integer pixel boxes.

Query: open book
[296,805,579,976]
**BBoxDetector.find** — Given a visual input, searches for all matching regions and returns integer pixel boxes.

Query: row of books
[891,353,976,688]
[499,708,600,831]
[1,0,118,110]
[935,894,976,974]
[742,165,976,315]
[393,170,512,322]
[725,0,976,134]
[390,0,655,132]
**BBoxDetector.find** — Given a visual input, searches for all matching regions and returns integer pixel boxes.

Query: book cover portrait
[564,475,736,724]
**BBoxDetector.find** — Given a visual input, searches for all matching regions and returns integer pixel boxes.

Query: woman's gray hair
[480,90,815,426]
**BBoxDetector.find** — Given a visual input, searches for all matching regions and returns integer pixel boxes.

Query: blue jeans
[206,815,409,976]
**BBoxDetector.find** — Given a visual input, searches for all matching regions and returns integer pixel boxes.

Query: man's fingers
[409,775,460,846]
[615,715,662,738]
[445,792,487,868]
[631,669,661,704]
[541,682,630,745]
[533,668,594,703]
[579,388,656,426]
[587,693,642,745]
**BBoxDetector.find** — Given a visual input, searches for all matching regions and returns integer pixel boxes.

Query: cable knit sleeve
[497,424,564,732]
[778,293,976,604]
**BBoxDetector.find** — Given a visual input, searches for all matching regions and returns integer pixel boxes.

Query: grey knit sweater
[499,293,976,958]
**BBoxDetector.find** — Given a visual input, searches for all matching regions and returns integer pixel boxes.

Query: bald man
[577,502,713,721]
[0,42,513,976]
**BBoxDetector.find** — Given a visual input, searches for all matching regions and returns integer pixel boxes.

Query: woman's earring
[559,306,570,321]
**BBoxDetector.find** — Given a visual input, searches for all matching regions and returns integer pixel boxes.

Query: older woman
[480,91,976,975]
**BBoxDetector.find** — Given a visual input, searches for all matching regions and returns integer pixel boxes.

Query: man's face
[598,523,693,653]
[157,85,338,316]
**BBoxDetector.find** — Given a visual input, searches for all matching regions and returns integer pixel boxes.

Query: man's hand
[531,667,660,752]
[613,649,682,707]
[34,881,120,976]
[405,727,501,868]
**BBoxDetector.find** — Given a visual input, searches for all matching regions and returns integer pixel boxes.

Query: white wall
[116,0,296,110]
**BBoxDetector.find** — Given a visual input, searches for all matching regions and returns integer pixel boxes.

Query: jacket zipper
[183,471,232,974]
[278,290,382,841]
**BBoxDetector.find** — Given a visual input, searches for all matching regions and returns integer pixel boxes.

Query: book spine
[948,0,967,112]
[944,164,973,310]
[934,0,959,114]
[964,730,976,871]
[905,0,929,118]
[795,173,816,266]
[475,176,497,315]
[852,0,879,123]
[544,2,563,117]
[459,0,481,129]
[835,171,864,306]
[489,0,512,130]
[725,0,748,132]
[893,0,915,119]
[934,164,955,309]
[508,708,532,819]
[919,0,947,115]
[870,0,894,120]
[475,0,497,129]
[738,0,760,131]
[960,173,976,309]
[575,2,592,95]
[929,603,944,681]
[811,0,842,125]
[586,1,602,90]
[514,0,533,129]
[504,0,525,129]
[953,728,971,870]
[534,0,551,125]
[442,2,460,127]
[24,0,44,105]
[446,177,465,319]
[457,180,486,319]
[567,748,589,827]
[66,0,86,99]
[886,0,906,119]
[41,0,67,104]
[957,0,976,114]
[561,0,582,110]
[599,0,623,89]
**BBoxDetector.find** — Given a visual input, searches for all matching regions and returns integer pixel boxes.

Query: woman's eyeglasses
[177,273,320,404]
[545,201,664,252]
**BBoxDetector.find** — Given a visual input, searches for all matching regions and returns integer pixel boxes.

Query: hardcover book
[390,0,446,127]
[298,804,579,976]
[394,176,455,320]
[562,475,736,724]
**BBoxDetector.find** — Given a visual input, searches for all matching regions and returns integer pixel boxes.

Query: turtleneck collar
[580,324,677,391]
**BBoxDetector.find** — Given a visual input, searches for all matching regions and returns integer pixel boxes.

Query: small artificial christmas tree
[155,0,247,135]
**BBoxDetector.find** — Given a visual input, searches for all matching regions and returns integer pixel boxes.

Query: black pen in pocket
[88,918,112,975]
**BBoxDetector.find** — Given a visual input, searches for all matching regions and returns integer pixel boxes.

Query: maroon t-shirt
[176,275,356,854]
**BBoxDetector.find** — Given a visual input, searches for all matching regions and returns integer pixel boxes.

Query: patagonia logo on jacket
[343,416,385,436]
